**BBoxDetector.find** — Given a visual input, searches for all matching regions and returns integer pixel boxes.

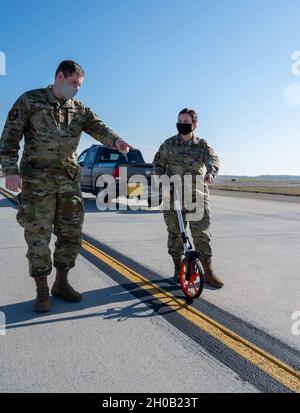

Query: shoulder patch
[8,108,19,121]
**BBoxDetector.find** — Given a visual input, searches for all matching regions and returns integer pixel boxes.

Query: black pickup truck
[77,145,160,205]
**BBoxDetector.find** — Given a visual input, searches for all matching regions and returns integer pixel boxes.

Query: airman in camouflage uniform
[0,60,132,311]
[153,108,223,288]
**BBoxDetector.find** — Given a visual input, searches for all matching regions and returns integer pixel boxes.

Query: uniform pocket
[67,109,83,136]
[64,164,80,181]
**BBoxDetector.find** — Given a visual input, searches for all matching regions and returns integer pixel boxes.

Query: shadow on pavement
[1,279,186,330]
[0,198,16,208]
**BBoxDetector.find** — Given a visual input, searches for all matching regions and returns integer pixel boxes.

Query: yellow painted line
[0,187,15,200]
[1,186,299,392]
[81,239,300,393]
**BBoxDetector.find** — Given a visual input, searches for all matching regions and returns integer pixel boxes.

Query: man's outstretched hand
[115,139,133,155]
[204,174,215,184]
[5,175,22,192]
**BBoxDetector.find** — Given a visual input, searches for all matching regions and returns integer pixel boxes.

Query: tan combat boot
[172,257,182,283]
[33,276,51,312]
[200,258,224,289]
[51,268,82,302]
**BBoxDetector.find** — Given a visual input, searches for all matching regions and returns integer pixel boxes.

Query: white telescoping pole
[174,187,189,254]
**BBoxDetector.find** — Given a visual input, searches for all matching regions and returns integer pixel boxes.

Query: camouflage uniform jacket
[153,134,220,178]
[0,85,121,179]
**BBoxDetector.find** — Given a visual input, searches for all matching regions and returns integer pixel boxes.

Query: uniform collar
[46,84,74,108]
[176,133,198,145]
[46,85,59,104]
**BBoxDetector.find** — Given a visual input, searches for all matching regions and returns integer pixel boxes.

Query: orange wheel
[180,258,204,299]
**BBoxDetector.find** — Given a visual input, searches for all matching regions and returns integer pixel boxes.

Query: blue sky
[0,0,299,175]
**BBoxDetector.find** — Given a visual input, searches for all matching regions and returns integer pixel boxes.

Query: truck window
[96,149,143,164]
[83,147,99,167]
[77,151,87,165]
[127,151,142,163]
[98,150,122,163]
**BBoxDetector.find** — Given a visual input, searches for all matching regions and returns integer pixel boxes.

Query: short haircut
[55,60,85,78]
[178,108,198,123]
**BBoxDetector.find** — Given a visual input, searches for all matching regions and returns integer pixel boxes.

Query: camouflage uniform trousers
[16,171,84,278]
[163,188,212,261]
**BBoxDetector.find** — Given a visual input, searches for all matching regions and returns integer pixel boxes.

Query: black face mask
[176,123,193,135]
